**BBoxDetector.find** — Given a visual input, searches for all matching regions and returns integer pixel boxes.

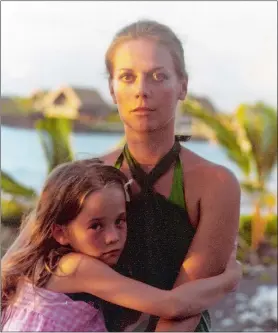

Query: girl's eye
[152,72,167,81]
[119,73,135,83]
[115,218,126,227]
[90,222,102,231]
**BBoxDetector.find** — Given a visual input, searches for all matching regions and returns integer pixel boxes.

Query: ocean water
[1,126,277,213]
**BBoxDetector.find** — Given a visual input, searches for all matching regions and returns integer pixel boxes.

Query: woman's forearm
[171,271,232,318]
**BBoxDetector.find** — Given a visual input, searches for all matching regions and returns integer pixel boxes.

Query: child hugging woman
[1,159,241,332]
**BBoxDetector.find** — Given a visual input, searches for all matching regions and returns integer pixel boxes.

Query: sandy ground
[210,265,277,332]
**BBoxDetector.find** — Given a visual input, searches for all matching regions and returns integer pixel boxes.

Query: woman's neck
[124,125,175,166]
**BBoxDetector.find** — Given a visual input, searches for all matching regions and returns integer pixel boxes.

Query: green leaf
[236,103,277,184]
[241,180,265,194]
[35,117,74,173]
[1,170,36,198]
[1,197,26,218]
[13,97,36,114]
[181,99,251,175]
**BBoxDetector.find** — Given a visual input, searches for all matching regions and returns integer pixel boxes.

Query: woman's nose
[135,76,151,99]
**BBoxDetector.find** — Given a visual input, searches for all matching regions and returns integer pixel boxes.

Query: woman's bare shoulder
[99,149,122,166]
[180,146,239,189]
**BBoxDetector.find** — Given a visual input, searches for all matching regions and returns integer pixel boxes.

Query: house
[30,89,49,111]
[31,86,113,122]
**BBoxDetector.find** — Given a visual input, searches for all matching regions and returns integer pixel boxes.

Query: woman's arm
[156,164,241,330]
[175,166,241,284]
[47,249,240,320]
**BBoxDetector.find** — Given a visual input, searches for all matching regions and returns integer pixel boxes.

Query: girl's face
[109,38,187,133]
[56,186,127,266]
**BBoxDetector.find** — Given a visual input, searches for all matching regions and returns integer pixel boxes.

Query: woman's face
[109,38,187,133]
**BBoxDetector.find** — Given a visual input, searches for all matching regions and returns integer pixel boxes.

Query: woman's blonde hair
[1,159,128,315]
[105,19,188,80]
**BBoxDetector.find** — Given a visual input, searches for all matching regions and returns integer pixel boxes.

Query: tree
[181,98,277,250]
[1,117,74,230]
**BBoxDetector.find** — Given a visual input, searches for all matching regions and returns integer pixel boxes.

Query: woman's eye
[115,218,126,227]
[119,73,135,83]
[152,72,167,81]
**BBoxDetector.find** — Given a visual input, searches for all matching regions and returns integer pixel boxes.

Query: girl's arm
[47,251,241,320]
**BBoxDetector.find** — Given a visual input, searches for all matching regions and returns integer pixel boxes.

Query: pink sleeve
[2,307,58,332]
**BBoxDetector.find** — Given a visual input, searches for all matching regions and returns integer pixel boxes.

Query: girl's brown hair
[105,19,188,80]
[1,159,128,314]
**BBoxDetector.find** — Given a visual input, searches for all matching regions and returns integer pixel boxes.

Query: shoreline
[1,122,208,142]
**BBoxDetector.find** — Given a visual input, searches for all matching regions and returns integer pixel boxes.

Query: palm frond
[35,117,74,173]
[181,99,251,175]
[236,103,277,183]
[1,170,36,198]
[241,180,265,194]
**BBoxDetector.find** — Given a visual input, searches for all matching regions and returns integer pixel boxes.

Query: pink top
[1,281,107,332]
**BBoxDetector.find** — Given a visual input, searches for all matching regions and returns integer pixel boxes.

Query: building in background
[31,86,112,122]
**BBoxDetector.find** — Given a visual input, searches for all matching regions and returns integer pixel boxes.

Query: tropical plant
[1,117,74,228]
[181,98,277,250]
[13,97,36,114]
[36,117,74,173]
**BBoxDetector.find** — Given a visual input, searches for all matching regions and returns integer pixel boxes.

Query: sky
[1,1,277,113]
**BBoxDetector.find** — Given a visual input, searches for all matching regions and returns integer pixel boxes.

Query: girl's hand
[223,242,242,292]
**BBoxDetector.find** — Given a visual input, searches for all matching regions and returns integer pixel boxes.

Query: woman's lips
[132,107,155,115]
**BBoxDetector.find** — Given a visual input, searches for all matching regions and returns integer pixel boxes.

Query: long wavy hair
[1,158,128,316]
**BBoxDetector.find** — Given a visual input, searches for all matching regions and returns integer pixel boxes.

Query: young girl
[1,159,241,332]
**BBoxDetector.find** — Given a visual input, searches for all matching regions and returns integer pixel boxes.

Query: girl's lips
[102,249,121,257]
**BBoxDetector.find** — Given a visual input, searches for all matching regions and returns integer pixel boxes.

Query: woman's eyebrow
[117,68,133,72]
[117,66,166,72]
[149,66,166,71]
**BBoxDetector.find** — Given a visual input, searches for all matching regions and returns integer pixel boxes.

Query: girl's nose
[105,226,120,245]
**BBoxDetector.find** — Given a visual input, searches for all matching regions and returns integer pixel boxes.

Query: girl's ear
[52,224,70,246]
[109,78,117,104]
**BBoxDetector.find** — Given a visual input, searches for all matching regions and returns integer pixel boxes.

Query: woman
[100,19,241,332]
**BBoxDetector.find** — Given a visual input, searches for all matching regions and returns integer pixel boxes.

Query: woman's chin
[125,120,164,133]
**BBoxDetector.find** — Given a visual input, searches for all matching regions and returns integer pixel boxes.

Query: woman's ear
[178,78,188,101]
[52,224,70,246]
[109,78,117,104]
